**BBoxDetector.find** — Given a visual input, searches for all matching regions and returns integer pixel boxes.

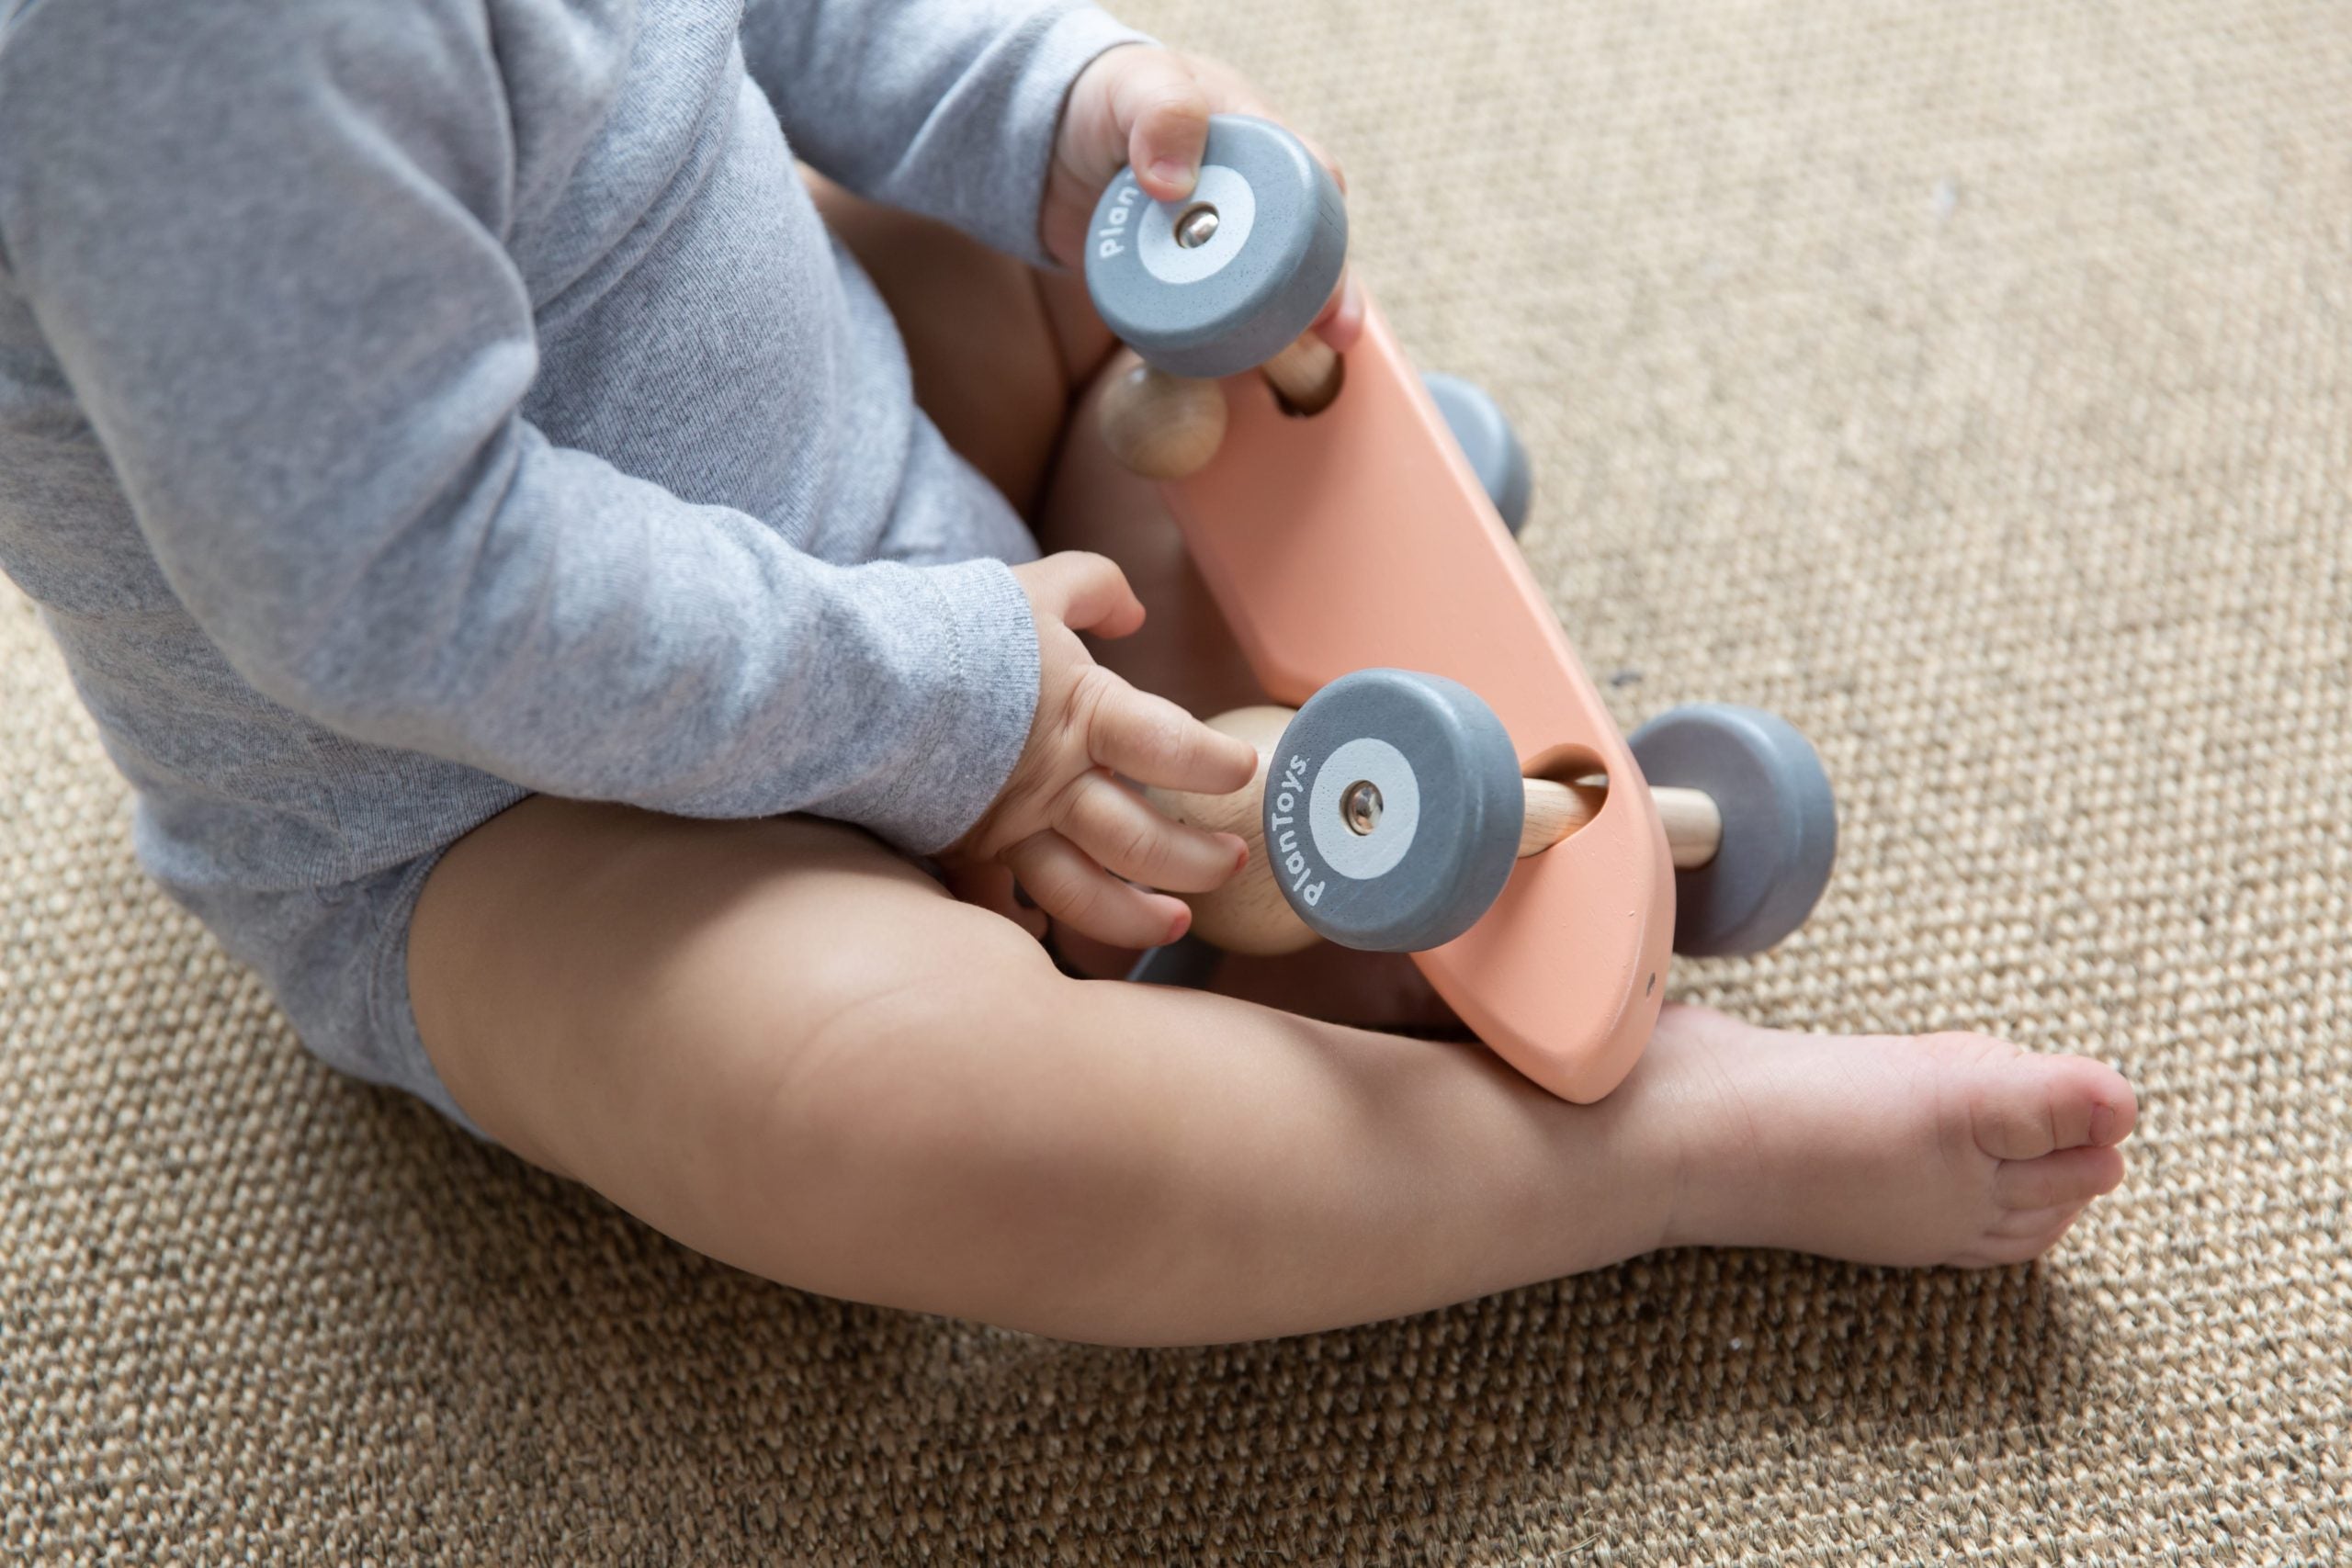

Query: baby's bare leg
[411,797,2133,1347]
[409,799,1673,1341]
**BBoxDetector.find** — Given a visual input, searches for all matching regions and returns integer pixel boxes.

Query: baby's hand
[1042,45,1363,350]
[943,553,1257,949]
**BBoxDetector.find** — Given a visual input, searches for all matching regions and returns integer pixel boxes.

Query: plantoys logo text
[1267,752,1325,907]
[1095,183,1139,260]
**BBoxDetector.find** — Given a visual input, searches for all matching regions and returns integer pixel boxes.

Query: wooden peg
[1096,333,1346,479]
[1096,359,1228,479]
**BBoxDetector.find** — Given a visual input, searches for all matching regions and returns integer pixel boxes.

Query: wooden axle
[1097,333,1346,480]
[1147,706,1723,955]
[1518,776,1722,868]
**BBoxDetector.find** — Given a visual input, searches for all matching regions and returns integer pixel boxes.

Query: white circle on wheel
[1268,670,1525,952]
[1136,164,1259,287]
[1306,737,1422,880]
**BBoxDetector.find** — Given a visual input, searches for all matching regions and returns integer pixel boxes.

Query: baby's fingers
[1061,772,1248,894]
[1006,830,1193,949]
[1312,270,1366,351]
[1015,552,1146,640]
[1088,681,1258,796]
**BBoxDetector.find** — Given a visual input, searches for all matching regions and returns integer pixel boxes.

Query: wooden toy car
[1082,118,1837,1102]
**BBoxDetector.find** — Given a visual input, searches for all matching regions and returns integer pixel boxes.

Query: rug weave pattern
[5,1,2349,1561]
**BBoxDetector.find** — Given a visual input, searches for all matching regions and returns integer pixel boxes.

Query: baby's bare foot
[1641,1005,2137,1267]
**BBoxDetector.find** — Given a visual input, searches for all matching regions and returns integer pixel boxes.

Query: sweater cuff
[977,5,1153,266]
[822,556,1040,855]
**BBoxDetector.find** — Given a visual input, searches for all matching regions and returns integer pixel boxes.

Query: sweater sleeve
[0,0,1037,854]
[737,0,1149,264]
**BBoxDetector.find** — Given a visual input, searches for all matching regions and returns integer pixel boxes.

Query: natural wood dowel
[1651,785,1725,870]
[1097,335,1343,479]
[1519,778,1722,869]
[1096,359,1228,479]
[1260,333,1342,414]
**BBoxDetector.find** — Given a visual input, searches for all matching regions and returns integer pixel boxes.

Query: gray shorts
[166,843,480,1134]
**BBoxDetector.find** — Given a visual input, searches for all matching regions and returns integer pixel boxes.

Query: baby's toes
[1988,1201,2087,1242]
[1961,1203,2090,1266]
[1994,1144,2126,1211]
[1969,1050,2138,1162]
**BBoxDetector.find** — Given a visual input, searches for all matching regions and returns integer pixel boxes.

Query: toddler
[0,0,2135,1345]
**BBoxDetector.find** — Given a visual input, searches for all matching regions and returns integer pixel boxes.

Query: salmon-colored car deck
[1157,305,1674,1104]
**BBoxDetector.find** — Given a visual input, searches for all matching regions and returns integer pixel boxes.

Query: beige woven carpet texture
[6,0,2350,1561]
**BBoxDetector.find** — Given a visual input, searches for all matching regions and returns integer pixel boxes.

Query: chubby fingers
[1059,771,1248,893]
[1007,829,1193,949]
[1082,677,1258,796]
[1016,551,1147,639]
[1312,272,1367,351]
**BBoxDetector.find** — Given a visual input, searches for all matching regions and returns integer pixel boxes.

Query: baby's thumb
[1112,51,1212,201]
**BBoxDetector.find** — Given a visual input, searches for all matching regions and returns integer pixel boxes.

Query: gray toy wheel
[1083,116,1349,380]
[1423,372,1532,535]
[1267,670,1525,953]
[1629,705,1838,956]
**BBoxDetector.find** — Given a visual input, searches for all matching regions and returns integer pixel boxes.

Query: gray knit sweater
[0,0,1140,907]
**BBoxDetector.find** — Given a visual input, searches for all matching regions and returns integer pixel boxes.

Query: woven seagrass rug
[5,1,2346,1559]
